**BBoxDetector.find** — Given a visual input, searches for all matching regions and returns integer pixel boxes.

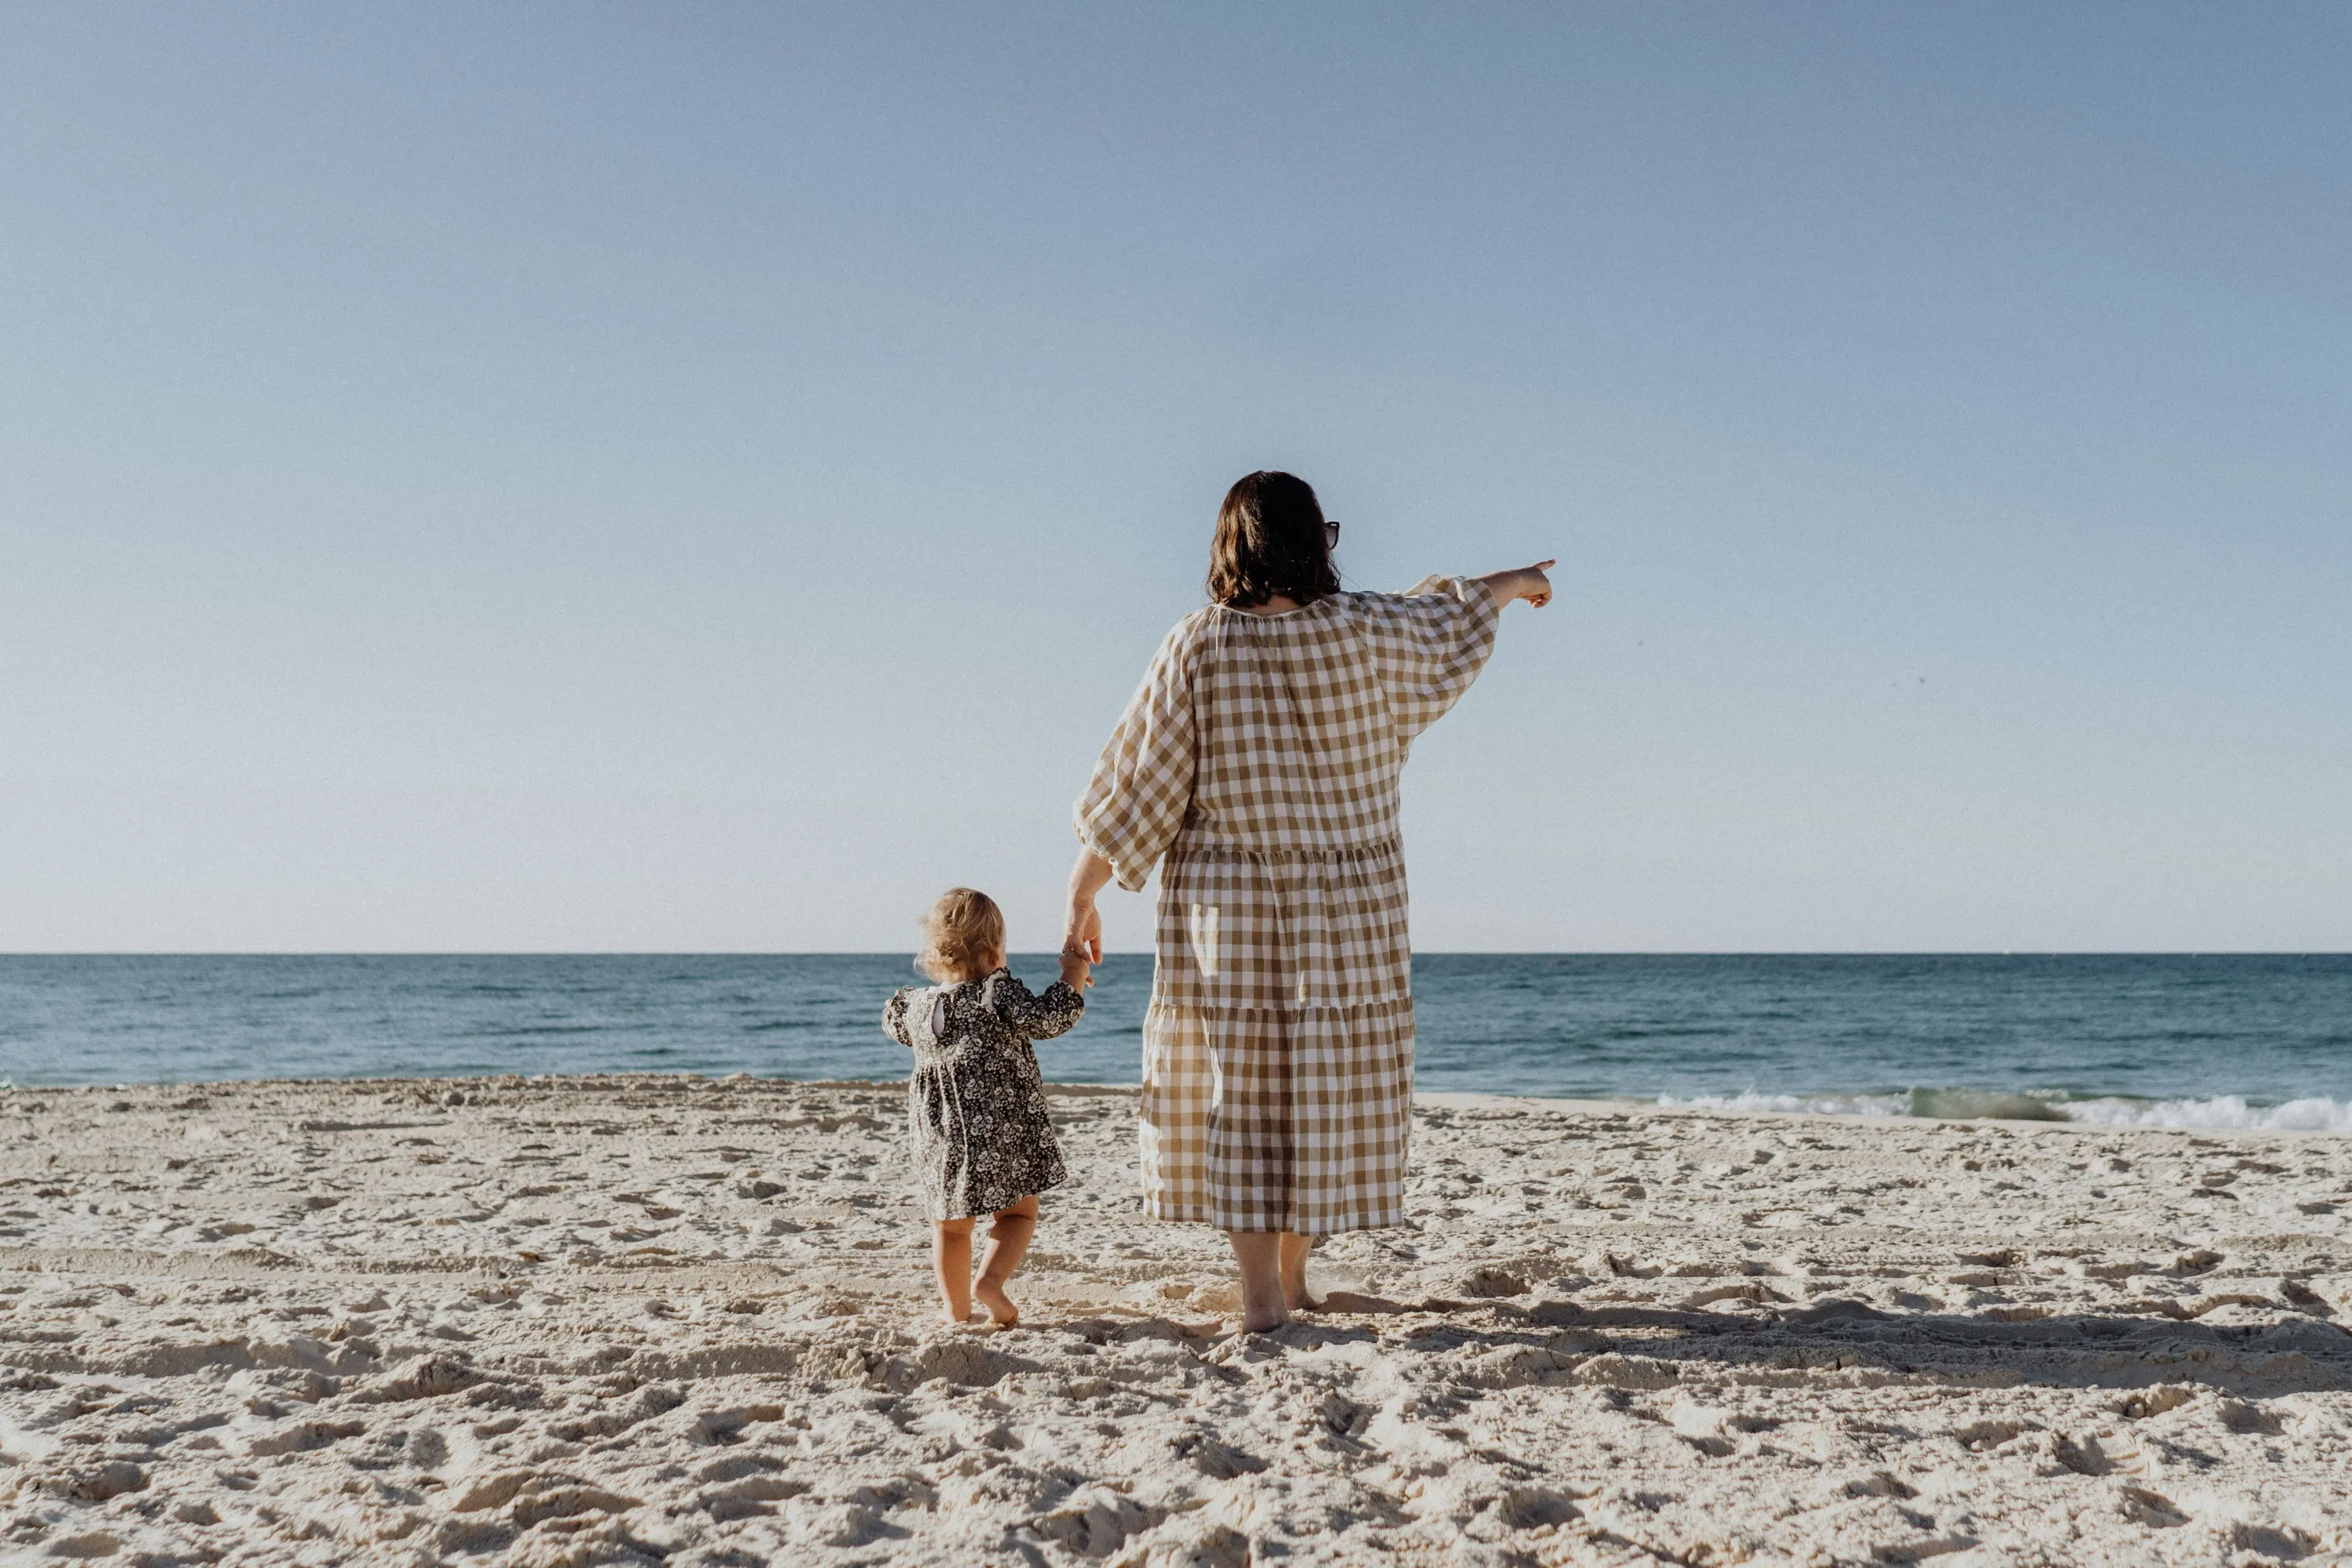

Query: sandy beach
[4,1076,2350,1566]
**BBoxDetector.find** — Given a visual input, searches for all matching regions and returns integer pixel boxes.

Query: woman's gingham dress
[1075,579,1499,1235]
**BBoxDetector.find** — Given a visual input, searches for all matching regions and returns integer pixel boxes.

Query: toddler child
[883,887,1089,1326]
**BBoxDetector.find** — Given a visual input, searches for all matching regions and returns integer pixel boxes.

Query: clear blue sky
[3,5,2347,953]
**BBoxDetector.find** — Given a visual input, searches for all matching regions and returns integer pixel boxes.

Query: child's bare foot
[974,1279,1019,1327]
[971,1196,1037,1327]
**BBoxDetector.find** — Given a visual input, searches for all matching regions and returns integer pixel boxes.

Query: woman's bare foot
[1239,1272,1290,1333]
[1279,1232,1323,1312]
[938,1303,978,1327]
[974,1279,1019,1327]
[1229,1229,1292,1333]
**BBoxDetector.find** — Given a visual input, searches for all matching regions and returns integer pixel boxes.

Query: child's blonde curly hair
[916,887,1006,983]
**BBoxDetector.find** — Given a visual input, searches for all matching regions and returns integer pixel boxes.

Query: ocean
[2,954,2347,1131]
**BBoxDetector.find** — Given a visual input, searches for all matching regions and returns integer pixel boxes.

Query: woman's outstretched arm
[1473,558,1556,609]
[1063,848,1115,964]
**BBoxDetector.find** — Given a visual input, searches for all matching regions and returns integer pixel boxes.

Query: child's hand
[1058,947,1093,991]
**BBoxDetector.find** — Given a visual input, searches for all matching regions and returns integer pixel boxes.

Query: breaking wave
[1657,1088,2352,1133]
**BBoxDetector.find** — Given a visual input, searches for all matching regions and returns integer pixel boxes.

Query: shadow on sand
[1163,1290,2352,1401]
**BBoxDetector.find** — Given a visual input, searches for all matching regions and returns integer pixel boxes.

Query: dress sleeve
[989,975,1087,1041]
[1347,577,1502,742]
[881,988,917,1047]
[1073,619,1198,891]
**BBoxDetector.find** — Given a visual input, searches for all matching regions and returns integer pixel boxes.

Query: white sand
[4,1076,2350,1566]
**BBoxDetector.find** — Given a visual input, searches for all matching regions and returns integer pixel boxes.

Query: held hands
[1061,898,1102,990]
[1060,848,1112,992]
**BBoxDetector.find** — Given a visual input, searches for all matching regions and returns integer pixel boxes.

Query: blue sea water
[2,954,2347,1131]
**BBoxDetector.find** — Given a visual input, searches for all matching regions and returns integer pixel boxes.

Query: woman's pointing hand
[1476,559,1556,609]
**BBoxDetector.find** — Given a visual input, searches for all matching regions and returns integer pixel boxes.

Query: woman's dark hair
[1208,470,1341,609]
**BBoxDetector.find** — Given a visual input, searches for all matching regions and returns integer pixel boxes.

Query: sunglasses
[1324,521,1341,543]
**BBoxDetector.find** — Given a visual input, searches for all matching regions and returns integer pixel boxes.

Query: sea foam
[2056,1094,2352,1133]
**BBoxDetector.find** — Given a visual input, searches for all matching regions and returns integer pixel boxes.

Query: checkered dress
[1074,578,1501,1234]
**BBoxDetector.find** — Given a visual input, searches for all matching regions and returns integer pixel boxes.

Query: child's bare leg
[974,1195,1039,1327]
[1279,1231,1323,1312]
[932,1219,975,1324]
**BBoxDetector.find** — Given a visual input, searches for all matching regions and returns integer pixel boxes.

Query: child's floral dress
[882,968,1083,1220]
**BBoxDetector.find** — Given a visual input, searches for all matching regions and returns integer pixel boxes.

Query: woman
[1065,470,1552,1331]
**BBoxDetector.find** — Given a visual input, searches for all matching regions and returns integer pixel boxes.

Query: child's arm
[881,989,919,1048]
[989,974,1086,1041]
